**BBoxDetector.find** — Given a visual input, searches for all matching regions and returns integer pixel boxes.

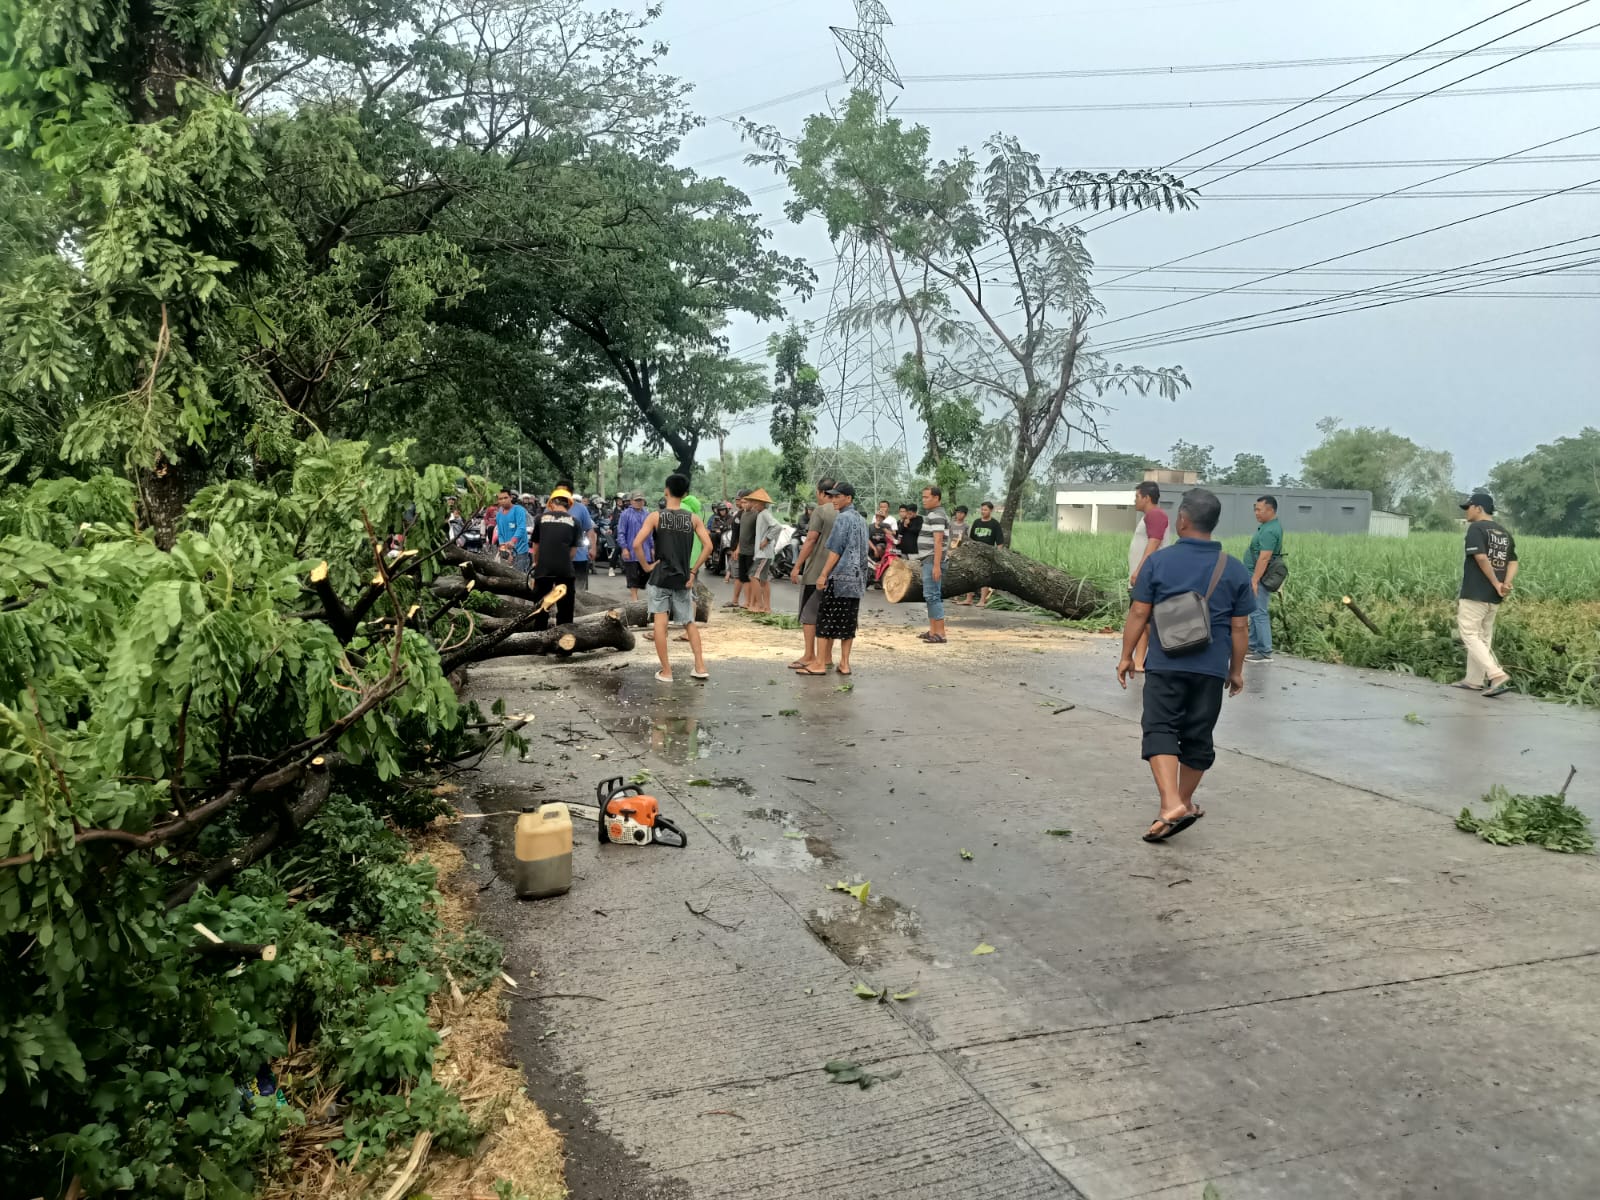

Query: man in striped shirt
[918,485,949,645]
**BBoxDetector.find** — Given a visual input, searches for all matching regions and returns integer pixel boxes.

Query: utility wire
[900,39,1600,82]
[1094,234,1600,353]
[1088,126,1600,329]
[1094,252,1600,355]
[899,79,1600,114]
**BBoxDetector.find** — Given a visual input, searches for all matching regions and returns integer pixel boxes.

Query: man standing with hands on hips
[1453,490,1518,698]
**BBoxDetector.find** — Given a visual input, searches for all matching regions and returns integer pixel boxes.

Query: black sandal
[1142,811,1201,843]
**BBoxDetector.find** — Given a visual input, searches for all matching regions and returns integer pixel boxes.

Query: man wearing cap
[747,488,776,614]
[790,476,837,672]
[800,482,869,677]
[1454,490,1519,698]
[529,489,580,628]
[494,488,531,573]
[616,491,652,602]
[555,478,597,591]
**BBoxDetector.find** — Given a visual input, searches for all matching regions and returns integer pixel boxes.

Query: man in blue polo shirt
[1117,488,1253,844]
[493,488,530,572]
[556,478,597,590]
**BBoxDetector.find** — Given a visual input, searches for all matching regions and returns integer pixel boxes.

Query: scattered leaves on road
[627,769,652,785]
[1403,712,1427,726]
[959,848,973,860]
[1044,829,1072,838]
[852,983,881,1000]
[779,708,800,717]
[891,989,919,1001]
[823,1059,902,1090]
[783,830,806,840]
[971,943,996,956]
[688,778,712,787]
[836,683,854,693]
[1456,782,1594,854]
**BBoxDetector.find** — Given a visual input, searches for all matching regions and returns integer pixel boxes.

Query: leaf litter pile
[824,1059,903,1090]
[1457,779,1594,855]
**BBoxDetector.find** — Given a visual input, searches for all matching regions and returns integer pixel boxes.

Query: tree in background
[1488,428,1600,537]
[1168,441,1217,481]
[1214,452,1273,487]
[768,327,826,504]
[1051,449,1158,484]
[754,91,1193,539]
[1301,418,1457,528]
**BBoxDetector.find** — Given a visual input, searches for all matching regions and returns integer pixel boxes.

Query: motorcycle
[770,523,800,579]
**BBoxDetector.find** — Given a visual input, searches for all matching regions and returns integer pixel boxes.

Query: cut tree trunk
[882,541,1107,620]
[432,563,712,628]
[454,611,636,665]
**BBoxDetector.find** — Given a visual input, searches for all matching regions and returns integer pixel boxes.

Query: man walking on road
[964,501,1005,606]
[494,488,531,573]
[1118,488,1254,843]
[529,489,580,629]
[802,482,869,677]
[633,473,712,683]
[1245,495,1283,663]
[790,476,838,672]
[918,485,950,644]
[1454,490,1519,698]
[1128,482,1171,672]
[616,491,651,602]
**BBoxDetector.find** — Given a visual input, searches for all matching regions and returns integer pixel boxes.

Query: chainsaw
[568,776,688,848]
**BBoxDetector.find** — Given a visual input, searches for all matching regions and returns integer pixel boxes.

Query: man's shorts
[624,561,648,590]
[647,583,695,626]
[752,557,772,583]
[800,583,821,626]
[737,553,753,583]
[1140,671,1226,771]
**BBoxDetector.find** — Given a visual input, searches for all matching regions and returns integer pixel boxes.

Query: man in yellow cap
[529,489,580,627]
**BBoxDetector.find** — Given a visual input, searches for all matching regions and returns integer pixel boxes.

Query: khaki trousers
[1456,599,1506,686]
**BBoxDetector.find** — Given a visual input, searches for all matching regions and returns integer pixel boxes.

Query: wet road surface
[458,580,1600,1200]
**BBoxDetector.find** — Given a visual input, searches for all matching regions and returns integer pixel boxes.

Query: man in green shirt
[1244,495,1283,662]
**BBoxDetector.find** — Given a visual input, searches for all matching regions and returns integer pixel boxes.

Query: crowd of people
[446,470,1523,847]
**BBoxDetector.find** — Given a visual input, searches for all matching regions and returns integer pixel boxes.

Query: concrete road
[459,577,1600,1200]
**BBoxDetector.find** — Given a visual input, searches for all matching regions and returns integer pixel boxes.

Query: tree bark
[454,611,636,665]
[882,541,1107,620]
[434,552,713,627]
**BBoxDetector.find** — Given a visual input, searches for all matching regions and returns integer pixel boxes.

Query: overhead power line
[900,39,1600,82]
[1094,248,1600,356]
[899,79,1600,114]
[1093,233,1600,354]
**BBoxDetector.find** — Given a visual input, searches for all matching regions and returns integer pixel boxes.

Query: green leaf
[783,830,806,840]
[891,989,919,1001]
[1044,829,1072,838]
[829,880,870,904]
[1203,1185,1225,1200]
[971,943,996,956]
[959,848,973,860]
[852,983,881,999]
[823,1059,859,1074]
[688,779,712,787]
[778,708,799,717]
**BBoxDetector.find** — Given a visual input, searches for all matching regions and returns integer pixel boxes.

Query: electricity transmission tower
[812,0,910,502]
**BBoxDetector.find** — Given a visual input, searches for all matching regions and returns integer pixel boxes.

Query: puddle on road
[806,893,924,968]
[595,715,720,763]
[724,805,837,871]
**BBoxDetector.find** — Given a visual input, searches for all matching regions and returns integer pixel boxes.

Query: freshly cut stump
[882,541,1107,620]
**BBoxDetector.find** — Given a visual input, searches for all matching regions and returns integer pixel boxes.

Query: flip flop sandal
[796,668,829,676]
[1449,680,1483,691]
[836,669,853,676]
[1142,811,1201,843]
[691,671,709,681]
[654,671,674,683]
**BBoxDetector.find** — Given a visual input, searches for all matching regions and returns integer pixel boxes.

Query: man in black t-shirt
[1454,490,1519,698]
[896,504,922,559]
[965,501,1006,606]
[529,489,581,630]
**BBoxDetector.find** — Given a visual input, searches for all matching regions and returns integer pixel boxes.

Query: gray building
[1054,479,1375,540]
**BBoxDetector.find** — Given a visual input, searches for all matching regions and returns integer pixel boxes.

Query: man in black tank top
[631,473,713,683]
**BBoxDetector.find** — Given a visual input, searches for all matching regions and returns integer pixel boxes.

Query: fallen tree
[433,549,712,627]
[882,540,1108,620]
[453,611,636,665]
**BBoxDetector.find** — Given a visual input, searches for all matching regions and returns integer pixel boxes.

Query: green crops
[1007,525,1600,707]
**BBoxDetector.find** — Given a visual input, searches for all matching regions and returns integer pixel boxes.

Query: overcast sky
[643,0,1600,489]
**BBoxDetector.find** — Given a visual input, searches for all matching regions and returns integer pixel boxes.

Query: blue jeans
[1248,583,1272,655]
[922,557,945,621]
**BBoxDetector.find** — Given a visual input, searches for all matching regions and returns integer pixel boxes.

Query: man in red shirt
[1128,481,1170,673]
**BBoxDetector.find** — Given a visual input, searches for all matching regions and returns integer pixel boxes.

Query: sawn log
[882,541,1107,620]
[454,610,636,665]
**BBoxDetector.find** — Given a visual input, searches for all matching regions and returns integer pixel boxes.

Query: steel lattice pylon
[812,1,910,501]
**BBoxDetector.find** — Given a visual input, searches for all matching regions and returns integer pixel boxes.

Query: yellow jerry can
[513,803,572,900]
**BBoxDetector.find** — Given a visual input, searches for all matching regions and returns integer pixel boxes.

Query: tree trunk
[142,453,189,551]
[881,541,1106,620]
[455,611,636,665]
[434,550,712,627]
